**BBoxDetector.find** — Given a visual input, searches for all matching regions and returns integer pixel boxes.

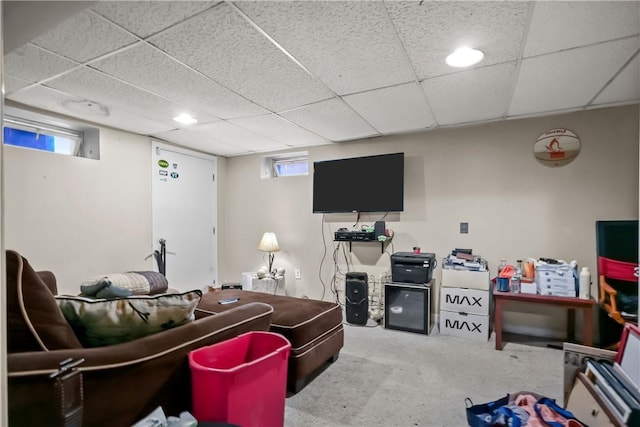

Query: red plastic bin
[189,331,291,427]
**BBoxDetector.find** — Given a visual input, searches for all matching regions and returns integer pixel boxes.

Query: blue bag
[465,395,525,427]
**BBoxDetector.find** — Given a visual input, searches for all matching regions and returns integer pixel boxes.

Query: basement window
[2,106,100,159]
[261,152,309,179]
[4,116,82,155]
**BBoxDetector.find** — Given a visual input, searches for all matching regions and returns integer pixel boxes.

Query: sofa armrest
[36,271,57,295]
[8,302,274,427]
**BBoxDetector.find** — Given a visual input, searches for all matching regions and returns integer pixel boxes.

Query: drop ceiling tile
[151,128,246,157]
[92,1,217,38]
[4,45,78,83]
[149,3,334,112]
[6,84,174,135]
[44,67,218,125]
[422,63,516,126]
[593,53,640,105]
[189,121,288,152]
[280,98,379,142]
[5,76,33,95]
[228,114,329,147]
[90,43,269,119]
[343,82,435,134]
[524,1,640,58]
[386,1,529,79]
[31,10,138,63]
[235,1,415,95]
[510,38,639,116]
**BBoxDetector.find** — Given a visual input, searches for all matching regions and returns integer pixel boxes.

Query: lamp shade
[258,232,280,252]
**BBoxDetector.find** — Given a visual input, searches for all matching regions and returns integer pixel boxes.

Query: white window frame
[3,115,84,156]
[261,151,309,179]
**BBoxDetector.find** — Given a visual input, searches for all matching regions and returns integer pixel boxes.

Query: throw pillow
[80,271,169,298]
[55,290,202,347]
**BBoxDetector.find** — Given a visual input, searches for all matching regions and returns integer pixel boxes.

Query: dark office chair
[596,220,638,348]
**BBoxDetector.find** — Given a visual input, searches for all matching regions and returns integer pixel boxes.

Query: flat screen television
[312,152,404,213]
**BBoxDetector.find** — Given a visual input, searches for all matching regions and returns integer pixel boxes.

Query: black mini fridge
[384,281,433,335]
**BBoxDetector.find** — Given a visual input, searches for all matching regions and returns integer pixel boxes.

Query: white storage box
[536,270,575,287]
[539,288,577,297]
[520,281,537,294]
[441,269,490,290]
[439,310,490,340]
[440,287,490,316]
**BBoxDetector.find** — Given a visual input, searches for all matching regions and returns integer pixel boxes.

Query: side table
[493,287,595,350]
[241,272,285,295]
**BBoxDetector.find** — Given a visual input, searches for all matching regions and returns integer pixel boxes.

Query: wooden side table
[493,287,596,350]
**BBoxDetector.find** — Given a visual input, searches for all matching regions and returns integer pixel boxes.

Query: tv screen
[312,152,404,213]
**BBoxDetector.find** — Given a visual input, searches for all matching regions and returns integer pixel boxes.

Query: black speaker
[346,272,368,325]
[374,221,386,238]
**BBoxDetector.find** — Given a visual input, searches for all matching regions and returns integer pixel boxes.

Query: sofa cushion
[55,290,202,347]
[6,250,83,352]
[80,271,169,298]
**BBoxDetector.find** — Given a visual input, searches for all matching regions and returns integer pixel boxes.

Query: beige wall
[222,105,639,338]
[4,127,153,295]
[3,104,638,338]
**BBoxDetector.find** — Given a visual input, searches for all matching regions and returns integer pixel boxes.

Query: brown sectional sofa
[6,250,345,425]
[196,289,344,392]
[6,250,274,426]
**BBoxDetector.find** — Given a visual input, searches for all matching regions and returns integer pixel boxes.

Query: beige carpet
[284,320,563,427]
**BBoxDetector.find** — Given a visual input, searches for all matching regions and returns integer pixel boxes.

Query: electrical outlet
[460,222,469,234]
[295,269,301,280]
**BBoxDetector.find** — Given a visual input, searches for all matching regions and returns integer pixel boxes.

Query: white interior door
[152,141,217,292]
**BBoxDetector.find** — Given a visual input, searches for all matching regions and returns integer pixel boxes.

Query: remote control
[218,297,239,305]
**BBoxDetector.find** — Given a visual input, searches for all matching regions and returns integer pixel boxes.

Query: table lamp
[258,232,280,277]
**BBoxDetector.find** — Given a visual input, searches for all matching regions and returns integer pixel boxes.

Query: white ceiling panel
[149,3,334,112]
[4,44,78,83]
[281,98,379,142]
[4,1,640,157]
[90,43,269,119]
[228,114,329,147]
[525,1,640,58]
[422,63,517,125]
[186,121,288,152]
[5,76,34,96]
[44,67,219,125]
[7,84,175,135]
[235,1,415,95]
[593,53,640,106]
[91,1,218,39]
[151,128,247,157]
[386,1,530,79]
[343,82,435,134]
[510,37,640,116]
[30,10,138,63]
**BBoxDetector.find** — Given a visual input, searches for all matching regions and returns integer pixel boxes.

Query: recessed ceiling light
[173,113,197,125]
[445,47,484,68]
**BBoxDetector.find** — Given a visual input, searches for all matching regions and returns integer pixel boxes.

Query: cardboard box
[439,310,490,341]
[441,269,490,290]
[440,287,490,316]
